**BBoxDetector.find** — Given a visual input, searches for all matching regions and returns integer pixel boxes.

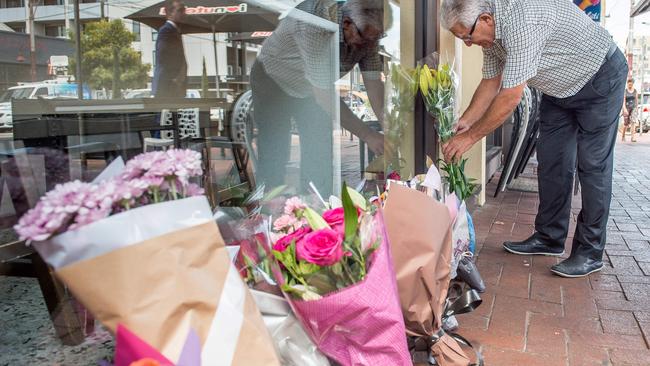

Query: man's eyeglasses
[460,15,480,43]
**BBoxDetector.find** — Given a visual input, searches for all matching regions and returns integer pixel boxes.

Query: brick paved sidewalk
[459,134,650,365]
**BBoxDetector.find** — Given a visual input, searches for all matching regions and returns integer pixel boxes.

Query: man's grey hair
[341,0,386,35]
[440,0,495,30]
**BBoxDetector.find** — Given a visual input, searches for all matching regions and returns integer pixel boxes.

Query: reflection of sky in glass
[380,1,401,63]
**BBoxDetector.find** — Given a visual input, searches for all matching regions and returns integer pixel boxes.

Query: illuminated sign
[159,3,248,15]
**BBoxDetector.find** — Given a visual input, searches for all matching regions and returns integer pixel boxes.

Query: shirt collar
[166,20,179,31]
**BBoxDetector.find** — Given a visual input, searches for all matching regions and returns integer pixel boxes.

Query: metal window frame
[414,0,439,174]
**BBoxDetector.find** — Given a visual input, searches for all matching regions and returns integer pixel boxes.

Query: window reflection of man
[251,0,386,196]
[152,0,187,98]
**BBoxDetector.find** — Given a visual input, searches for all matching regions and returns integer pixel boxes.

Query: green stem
[153,187,160,203]
[170,179,178,200]
[340,262,356,285]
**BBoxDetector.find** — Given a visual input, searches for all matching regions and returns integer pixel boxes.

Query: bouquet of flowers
[266,184,411,365]
[271,187,377,299]
[222,204,331,366]
[15,149,280,366]
[418,55,476,201]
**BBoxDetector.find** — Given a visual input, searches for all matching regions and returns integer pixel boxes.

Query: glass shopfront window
[0,0,417,363]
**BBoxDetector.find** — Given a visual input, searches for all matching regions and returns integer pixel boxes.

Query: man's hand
[442,131,479,163]
[455,118,472,134]
[365,130,386,155]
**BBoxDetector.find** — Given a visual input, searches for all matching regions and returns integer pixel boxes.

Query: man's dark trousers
[535,47,628,262]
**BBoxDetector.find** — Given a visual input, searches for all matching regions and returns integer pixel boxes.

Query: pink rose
[273,226,311,252]
[322,207,345,235]
[296,228,344,266]
[387,171,402,181]
[322,207,362,236]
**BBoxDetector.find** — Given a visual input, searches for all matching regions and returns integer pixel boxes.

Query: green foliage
[70,20,150,95]
[438,158,477,201]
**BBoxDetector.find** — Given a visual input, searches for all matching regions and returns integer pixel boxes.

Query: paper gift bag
[383,185,472,365]
[383,184,453,336]
[429,334,471,366]
[34,196,280,366]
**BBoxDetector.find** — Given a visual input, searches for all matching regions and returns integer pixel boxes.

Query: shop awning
[126,0,279,33]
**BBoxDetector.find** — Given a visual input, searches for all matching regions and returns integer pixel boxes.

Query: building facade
[0,0,268,93]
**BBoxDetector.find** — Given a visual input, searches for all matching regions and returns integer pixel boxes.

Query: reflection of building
[632,35,650,91]
[0,0,262,92]
[0,29,73,91]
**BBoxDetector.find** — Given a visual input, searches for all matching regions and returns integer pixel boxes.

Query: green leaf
[303,207,330,230]
[306,272,337,293]
[346,187,368,211]
[261,185,288,203]
[331,262,344,276]
[341,182,359,240]
[272,249,287,266]
[298,260,320,275]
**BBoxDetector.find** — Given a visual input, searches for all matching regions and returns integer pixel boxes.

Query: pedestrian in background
[621,79,638,142]
[152,0,187,98]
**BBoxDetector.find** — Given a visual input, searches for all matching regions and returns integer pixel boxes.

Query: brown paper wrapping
[384,184,470,365]
[430,334,471,366]
[56,221,280,365]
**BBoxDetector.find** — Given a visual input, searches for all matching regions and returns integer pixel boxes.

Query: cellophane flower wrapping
[16,149,280,366]
[263,187,411,366]
[418,53,458,143]
[217,191,331,366]
[417,53,477,202]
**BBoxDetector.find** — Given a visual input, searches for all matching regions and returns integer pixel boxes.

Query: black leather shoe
[503,235,564,256]
[550,256,603,278]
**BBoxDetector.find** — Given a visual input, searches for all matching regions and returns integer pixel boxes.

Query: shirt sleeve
[501,9,550,88]
[292,0,339,89]
[482,46,503,79]
[358,44,382,81]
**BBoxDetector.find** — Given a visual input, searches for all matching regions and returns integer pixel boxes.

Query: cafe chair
[193,91,256,206]
[143,108,201,152]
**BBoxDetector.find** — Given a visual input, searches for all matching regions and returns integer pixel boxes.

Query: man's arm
[311,85,386,155]
[443,83,525,162]
[363,77,384,122]
[458,74,503,132]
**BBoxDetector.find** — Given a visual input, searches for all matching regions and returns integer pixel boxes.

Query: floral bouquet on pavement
[266,184,411,366]
[418,54,476,201]
[15,149,279,366]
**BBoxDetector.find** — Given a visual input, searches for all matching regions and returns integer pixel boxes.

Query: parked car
[0,80,91,128]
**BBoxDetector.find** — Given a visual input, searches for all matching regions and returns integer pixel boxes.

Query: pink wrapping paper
[115,324,173,366]
[287,212,411,366]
